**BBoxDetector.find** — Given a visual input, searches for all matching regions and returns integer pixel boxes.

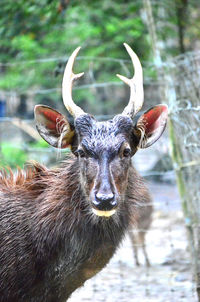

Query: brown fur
[0,154,151,302]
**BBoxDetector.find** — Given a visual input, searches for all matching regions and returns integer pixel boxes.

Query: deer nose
[92,192,117,211]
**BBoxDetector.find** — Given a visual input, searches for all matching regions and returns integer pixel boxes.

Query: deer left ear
[134,104,168,148]
[34,105,75,148]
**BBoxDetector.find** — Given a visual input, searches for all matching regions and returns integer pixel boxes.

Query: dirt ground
[68,181,197,302]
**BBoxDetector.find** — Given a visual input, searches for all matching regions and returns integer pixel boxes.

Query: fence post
[164,56,200,301]
[142,0,200,299]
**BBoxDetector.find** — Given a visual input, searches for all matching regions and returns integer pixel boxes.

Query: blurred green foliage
[0,0,149,97]
[0,0,199,97]
[0,142,27,168]
[0,0,199,98]
[0,140,51,168]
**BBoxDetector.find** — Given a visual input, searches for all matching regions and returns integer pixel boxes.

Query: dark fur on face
[74,114,140,215]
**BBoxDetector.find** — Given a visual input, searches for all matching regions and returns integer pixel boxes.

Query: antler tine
[116,43,144,118]
[62,47,86,118]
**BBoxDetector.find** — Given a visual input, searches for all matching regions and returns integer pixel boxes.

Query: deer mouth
[92,209,116,217]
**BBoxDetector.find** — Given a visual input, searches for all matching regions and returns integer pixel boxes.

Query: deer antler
[62,47,86,118]
[117,43,144,118]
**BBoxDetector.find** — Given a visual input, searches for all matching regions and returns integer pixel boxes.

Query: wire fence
[163,50,200,301]
[0,52,199,301]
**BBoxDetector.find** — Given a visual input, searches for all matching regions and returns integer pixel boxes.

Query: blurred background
[0,0,200,301]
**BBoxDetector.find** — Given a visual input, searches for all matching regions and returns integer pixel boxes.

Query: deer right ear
[134,104,168,149]
[34,105,75,148]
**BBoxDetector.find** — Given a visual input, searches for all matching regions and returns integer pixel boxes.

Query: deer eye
[77,149,86,158]
[123,148,131,157]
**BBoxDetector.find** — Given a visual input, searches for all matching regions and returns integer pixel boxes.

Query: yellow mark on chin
[92,209,116,217]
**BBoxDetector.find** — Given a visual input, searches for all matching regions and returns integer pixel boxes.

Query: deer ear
[134,104,168,148]
[34,105,75,148]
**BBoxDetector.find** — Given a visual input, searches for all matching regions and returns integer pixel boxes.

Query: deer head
[35,44,168,217]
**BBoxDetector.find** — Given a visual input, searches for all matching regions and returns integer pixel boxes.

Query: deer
[0,44,168,302]
[128,198,153,267]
